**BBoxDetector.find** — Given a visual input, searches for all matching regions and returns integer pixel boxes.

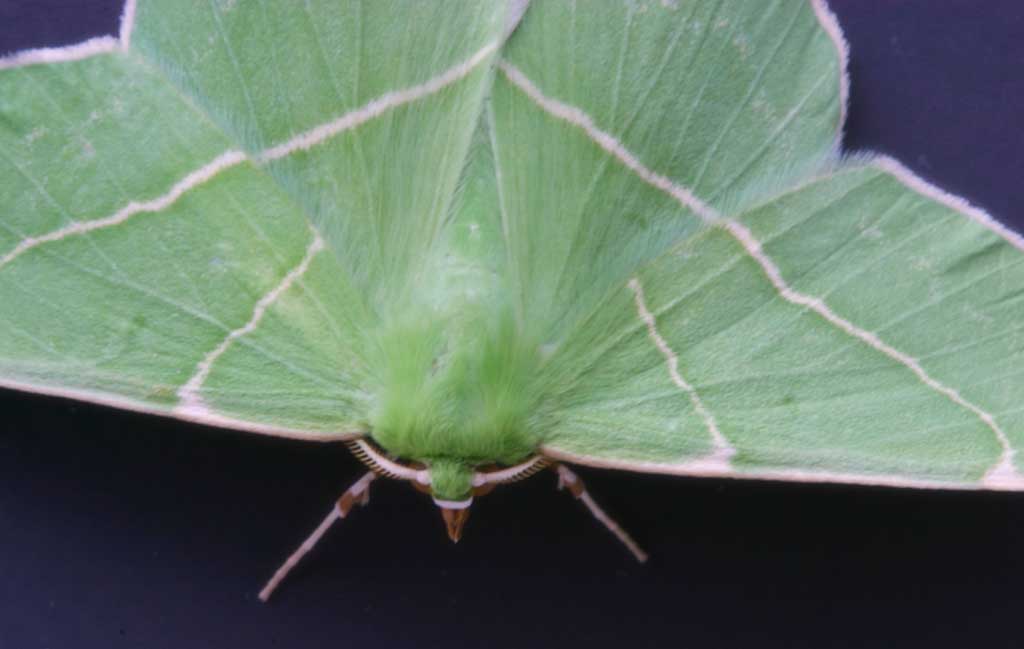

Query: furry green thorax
[366,300,545,500]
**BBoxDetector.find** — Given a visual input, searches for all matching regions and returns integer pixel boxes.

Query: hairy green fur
[368,304,541,462]
[428,458,476,501]
[366,299,545,499]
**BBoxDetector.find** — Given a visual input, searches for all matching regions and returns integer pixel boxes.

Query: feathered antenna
[344,438,430,484]
[472,455,550,486]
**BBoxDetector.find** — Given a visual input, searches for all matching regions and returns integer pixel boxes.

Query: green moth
[2,0,1022,601]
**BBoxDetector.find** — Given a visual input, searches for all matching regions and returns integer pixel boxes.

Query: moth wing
[493,2,1024,489]
[0,2,503,437]
[541,162,1024,490]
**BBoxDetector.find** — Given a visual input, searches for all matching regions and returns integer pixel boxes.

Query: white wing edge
[0,0,134,70]
[811,2,1022,252]
[119,0,137,49]
[0,376,362,442]
[539,446,1020,492]
[812,0,850,152]
[873,155,1024,252]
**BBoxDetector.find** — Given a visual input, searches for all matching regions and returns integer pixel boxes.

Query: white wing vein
[176,228,324,412]
[628,277,735,467]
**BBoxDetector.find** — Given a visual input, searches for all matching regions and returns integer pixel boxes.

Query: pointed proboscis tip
[434,497,472,543]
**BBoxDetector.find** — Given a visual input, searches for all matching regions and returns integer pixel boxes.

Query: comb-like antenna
[472,455,549,486]
[344,438,429,484]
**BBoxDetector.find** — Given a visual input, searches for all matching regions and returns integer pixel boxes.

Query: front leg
[259,471,376,602]
[554,464,649,563]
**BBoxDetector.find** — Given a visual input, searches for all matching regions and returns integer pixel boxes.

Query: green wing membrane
[131,1,503,312]
[0,50,369,436]
[3,1,1023,490]
[490,0,842,341]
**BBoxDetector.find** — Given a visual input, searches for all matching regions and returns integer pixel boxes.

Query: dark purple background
[1,2,1022,648]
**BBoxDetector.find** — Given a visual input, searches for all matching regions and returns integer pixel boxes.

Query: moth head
[346,439,549,542]
[387,457,472,543]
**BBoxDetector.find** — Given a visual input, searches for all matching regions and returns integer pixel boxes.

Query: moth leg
[554,464,649,563]
[258,471,376,602]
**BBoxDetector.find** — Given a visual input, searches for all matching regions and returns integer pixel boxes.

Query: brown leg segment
[554,464,649,563]
[258,471,376,602]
